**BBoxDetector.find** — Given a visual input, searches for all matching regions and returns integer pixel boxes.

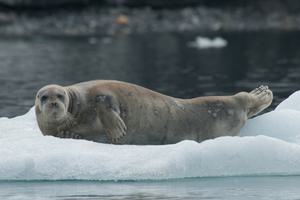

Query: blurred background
[0,0,300,117]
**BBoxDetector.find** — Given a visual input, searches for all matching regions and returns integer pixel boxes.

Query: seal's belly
[120,98,247,145]
[116,100,202,144]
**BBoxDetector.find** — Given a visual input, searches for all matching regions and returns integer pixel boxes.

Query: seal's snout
[46,100,62,112]
[50,101,58,107]
[47,101,60,111]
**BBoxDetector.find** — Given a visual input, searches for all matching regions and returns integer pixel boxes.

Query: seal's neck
[66,87,81,118]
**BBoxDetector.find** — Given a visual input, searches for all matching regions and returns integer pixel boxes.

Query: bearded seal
[35,80,273,145]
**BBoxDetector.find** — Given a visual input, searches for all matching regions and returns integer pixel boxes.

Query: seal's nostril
[51,102,58,106]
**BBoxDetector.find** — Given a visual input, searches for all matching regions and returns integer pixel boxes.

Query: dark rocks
[0,0,97,8]
[0,0,300,13]
[104,0,202,8]
[0,1,299,36]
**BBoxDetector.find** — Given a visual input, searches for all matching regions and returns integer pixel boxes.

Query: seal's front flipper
[96,94,127,143]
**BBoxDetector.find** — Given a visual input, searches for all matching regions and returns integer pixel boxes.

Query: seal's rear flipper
[96,94,127,143]
[247,85,273,118]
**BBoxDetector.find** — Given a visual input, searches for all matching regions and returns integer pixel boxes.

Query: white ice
[188,36,227,49]
[1,91,300,181]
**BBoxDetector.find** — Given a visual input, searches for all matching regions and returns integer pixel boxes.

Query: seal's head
[35,85,69,121]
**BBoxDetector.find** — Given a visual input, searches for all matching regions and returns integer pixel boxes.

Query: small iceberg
[0,91,300,180]
[188,36,227,49]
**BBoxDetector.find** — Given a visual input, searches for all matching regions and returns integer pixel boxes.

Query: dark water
[1,31,300,117]
[1,177,300,200]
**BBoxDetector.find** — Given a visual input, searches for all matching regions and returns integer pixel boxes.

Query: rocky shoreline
[0,5,299,37]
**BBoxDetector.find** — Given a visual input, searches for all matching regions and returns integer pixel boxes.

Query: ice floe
[0,91,300,180]
[188,36,227,49]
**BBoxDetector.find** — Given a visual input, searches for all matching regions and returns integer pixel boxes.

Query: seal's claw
[73,134,82,139]
[106,118,127,144]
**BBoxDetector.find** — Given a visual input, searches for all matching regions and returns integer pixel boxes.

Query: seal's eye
[57,94,64,101]
[41,95,48,102]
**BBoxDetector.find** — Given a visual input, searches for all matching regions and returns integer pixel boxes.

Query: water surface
[1,176,300,200]
[1,31,300,117]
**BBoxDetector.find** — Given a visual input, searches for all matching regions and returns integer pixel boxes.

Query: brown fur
[35,80,273,145]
